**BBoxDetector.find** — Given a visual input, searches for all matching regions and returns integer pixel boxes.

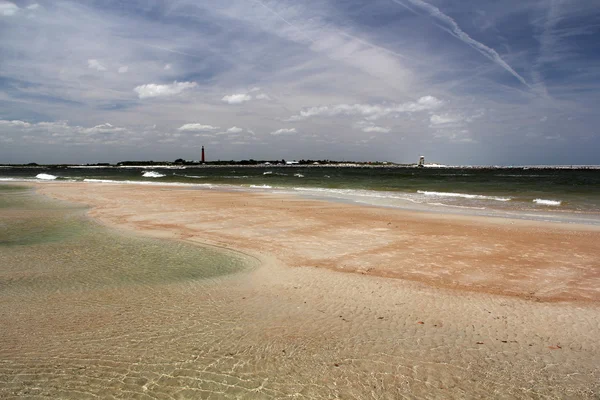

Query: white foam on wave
[294,173,304,178]
[263,171,272,175]
[417,190,511,202]
[533,198,561,206]
[36,173,57,180]
[142,171,166,178]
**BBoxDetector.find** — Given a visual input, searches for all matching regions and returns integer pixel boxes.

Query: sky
[0,0,599,165]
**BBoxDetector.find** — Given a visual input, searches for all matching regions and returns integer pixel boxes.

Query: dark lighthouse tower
[201,146,205,163]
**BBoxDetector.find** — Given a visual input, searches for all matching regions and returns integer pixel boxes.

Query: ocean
[2,165,600,225]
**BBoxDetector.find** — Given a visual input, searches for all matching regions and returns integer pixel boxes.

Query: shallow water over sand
[1,185,600,398]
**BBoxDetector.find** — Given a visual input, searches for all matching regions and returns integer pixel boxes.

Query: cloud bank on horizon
[0,0,599,165]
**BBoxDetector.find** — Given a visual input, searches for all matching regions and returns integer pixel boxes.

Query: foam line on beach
[83,178,215,188]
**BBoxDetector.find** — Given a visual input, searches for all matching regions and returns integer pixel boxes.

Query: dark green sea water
[2,165,600,224]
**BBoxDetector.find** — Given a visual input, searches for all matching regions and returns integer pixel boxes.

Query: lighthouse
[201,146,205,163]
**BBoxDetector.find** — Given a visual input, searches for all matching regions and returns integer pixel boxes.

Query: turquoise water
[0,186,253,294]
[2,165,600,223]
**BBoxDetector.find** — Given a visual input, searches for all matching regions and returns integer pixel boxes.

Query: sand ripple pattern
[2,260,600,399]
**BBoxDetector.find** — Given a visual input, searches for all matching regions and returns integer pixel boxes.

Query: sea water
[2,165,600,224]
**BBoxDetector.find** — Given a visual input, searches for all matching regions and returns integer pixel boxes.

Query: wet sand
[1,182,600,398]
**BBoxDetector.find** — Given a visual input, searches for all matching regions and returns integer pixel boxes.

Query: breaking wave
[142,171,166,178]
[36,173,57,180]
[417,190,511,202]
[533,199,561,206]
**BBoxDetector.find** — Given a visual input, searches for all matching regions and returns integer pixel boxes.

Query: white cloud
[134,81,197,99]
[26,4,39,10]
[118,66,129,74]
[0,120,132,145]
[355,120,390,133]
[227,126,243,133]
[430,114,463,125]
[222,93,252,104]
[0,2,19,16]
[0,119,31,127]
[270,128,297,135]
[362,126,390,133]
[288,96,442,121]
[82,123,126,134]
[256,93,271,100]
[164,64,172,70]
[87,59,106,71]
[178,123,220,132]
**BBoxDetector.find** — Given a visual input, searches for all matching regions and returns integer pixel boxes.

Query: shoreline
[28,181,600,303]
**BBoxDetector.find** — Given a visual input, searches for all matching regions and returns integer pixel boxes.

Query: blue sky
[0,0,599,165]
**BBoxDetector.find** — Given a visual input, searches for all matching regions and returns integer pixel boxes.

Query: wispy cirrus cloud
[391,0,530,88]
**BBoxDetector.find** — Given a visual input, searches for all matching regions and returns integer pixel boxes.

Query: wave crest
[533,198,561,206]
[142,171,166,178]
[36,173,57,180]
[417,190,511,202]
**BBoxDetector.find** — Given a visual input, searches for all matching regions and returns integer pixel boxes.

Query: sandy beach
[38,182,600,302]
[2,182,600,398]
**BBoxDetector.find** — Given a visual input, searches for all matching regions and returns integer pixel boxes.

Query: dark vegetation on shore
[3,159,406,168]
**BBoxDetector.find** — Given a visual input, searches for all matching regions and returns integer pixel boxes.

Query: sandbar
[37,182,600,302]
[1,181,598,398]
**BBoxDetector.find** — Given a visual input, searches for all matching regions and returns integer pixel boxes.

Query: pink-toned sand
[38,182,600,302]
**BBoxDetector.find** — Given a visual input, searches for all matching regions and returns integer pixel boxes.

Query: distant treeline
[117,159,395,166]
